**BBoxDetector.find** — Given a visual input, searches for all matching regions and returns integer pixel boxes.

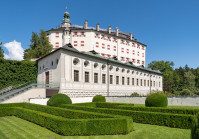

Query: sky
[0,0,199,69]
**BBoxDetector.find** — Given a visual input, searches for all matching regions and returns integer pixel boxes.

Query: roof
[36,44,162,75]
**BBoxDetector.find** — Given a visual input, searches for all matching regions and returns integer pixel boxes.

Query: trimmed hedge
[0,103,133,136]
[92,95,106,102]
[47,94,72,107]
[61,104,193,129]
[72,102,97,107]
[22,103,112,119]
[191,113,199,139]
[145,93,168,107]
[96,103,199,115]
[96,102,134,109]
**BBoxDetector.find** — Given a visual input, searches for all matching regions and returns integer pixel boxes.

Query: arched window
[51,61,53,66]
[73,58,80,65]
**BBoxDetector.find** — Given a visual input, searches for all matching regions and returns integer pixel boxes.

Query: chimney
[84,20,88,29]
[115,27,119,36]
[108,26,111,34]
[130,32,132,40]
[96,23,100,31]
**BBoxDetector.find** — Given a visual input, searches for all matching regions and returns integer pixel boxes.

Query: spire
[62,7,71,25]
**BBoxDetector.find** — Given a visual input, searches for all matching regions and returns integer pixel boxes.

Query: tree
[148,60,174,73]
[0,42,4,58]
[184,71,195,88]
[23,29,53,60]
[184,64,190,72]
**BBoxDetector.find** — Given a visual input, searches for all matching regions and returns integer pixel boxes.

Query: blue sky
[0,0,199,69]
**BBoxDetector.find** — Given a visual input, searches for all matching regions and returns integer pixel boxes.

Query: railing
[0,80,37,96]
[70,24,84,28]
[0,81,60,96]
[0,81,60,102]
[119,31,130,36]
[56,24,132,37]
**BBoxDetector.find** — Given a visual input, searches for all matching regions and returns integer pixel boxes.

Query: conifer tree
[0,42,4,58]
[23,29,53,60]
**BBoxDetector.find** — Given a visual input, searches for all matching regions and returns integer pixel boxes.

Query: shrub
[145,92,168,107]
[191,113,199,139]
[0,103,133,136]
[181,89,193,96]
[92,95,106,102]
[61,104,193,129]
[47,93,72,107]
[130,92,139,96]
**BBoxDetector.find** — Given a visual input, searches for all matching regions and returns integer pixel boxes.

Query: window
[96,42,99,48]
[75,32,77,35]
[56,59,59,64]
[159,82,160,87]
[121,48,124,53]
[55,42,59,48]
[85,72,89,82]
[56,33,59,38]
[122,77,125,85]
[81,32,84,35]
[110,75,113,84]
[127,77,130,85]
[74,41,77,46]
[148,80,149,86]
[140,79,142,86]
[81,41,84,46]
[39,66,41,70]
[144,80,146,86]
[154,81,155,87]
[113,46,116,51]
[116,76,119,84]
[94,73,98,83]
[102,43,105,49]
[107,45,110,50]
[137,79,139,86]
[74,70,79,81]
[102,74,106,84]
[151,81,152,87]
[132,78,134,85]
[51,61,53,66]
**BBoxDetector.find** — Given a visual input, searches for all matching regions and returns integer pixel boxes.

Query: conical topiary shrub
[145,92,168,107]
[47,93,72,107]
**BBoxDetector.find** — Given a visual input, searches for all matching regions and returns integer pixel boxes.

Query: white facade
[46,9,146,67]
[37,46,162,97]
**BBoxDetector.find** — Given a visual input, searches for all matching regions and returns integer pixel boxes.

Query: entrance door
[46,71,49,87]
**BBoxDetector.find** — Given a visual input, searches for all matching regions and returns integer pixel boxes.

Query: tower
[62,7,71,27]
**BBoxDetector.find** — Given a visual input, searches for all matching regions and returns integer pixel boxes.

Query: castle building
[36,7,163,97]
[46,7,146,67]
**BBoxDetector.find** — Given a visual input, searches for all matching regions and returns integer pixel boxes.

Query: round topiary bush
[47,93,72,107]
[145,92,168,107]
[92,95,106,102]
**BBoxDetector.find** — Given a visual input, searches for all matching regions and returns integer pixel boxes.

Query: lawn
[0,116,191,139]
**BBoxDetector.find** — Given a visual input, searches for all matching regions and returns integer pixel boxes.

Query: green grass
[134,103,199,109]
[0,116,191,139]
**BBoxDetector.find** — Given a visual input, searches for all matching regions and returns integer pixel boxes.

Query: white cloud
[3,40,24,61]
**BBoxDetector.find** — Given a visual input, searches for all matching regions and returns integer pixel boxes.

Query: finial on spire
[66,7,67,11]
